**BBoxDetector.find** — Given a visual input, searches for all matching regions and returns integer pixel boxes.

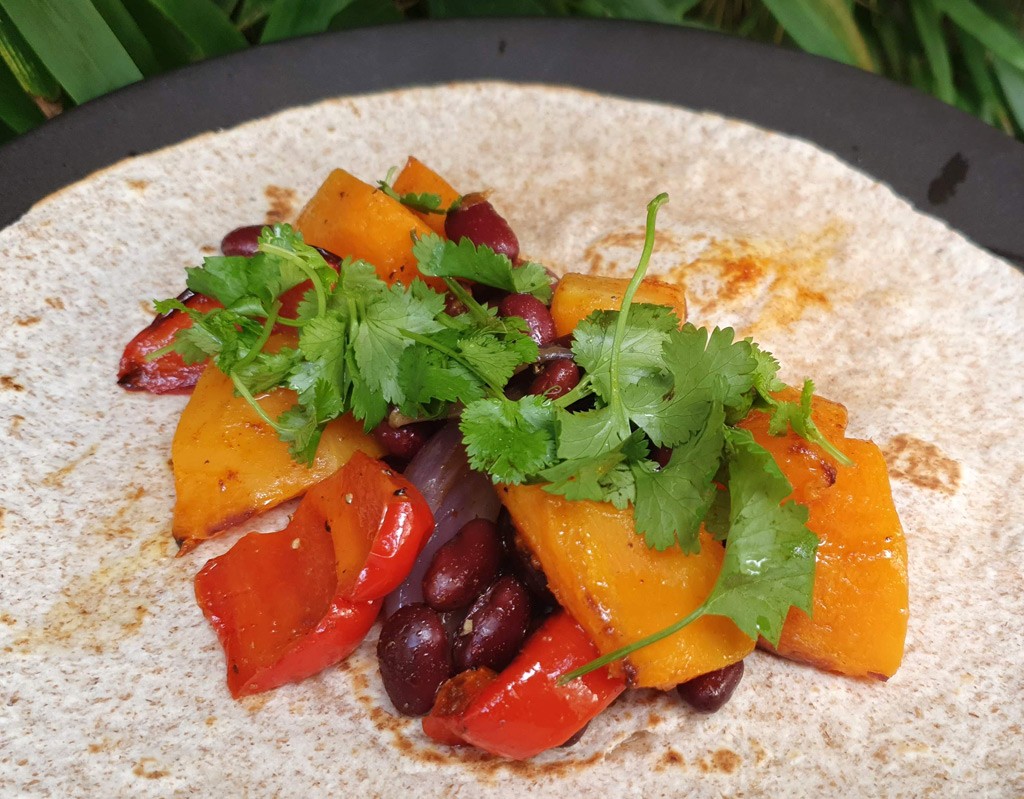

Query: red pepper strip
[423,611,626,759]
[195,452,433,697]
[117,291,220,394]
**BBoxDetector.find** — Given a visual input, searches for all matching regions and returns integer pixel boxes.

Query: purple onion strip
[384,422,500,616]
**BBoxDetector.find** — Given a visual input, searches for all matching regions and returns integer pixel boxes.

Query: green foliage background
[1,0,1023,144]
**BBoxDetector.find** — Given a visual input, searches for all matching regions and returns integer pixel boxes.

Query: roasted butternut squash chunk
[500,485,753,689]
[392,156,460,235]
[741,394,908,678]
[550,273,687,338]
[171,358,382,552]
[294,168,445,290]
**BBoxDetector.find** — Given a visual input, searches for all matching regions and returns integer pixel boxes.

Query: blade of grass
[0,5,59,99]
[426,0,565,16]
[909,0,955,103]
[934,0,1024,71]
[992,54,1024,131]
[870,8,909,81]
[261,0,355,42]
[761,0,876,71]
[121,0,195,68]
[0,50,42,132]
[958,28,1009,127]
[574,0,700,23]
[0,0,142,104]
[91,0,162,76]
[136,0,247,56]
[235,0,274,29]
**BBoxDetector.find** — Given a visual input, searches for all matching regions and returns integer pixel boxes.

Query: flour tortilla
[1,82,1021,798]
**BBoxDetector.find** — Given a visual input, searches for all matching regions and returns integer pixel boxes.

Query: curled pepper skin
[423,611,626,759]
[117,291,219,394]
[195,452,434,697]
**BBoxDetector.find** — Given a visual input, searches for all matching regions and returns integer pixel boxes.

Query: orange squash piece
[500,485,753,689]
[392,156,460,235]
[740,392,908,679]
[171,353,383,553]
[550,273,687,338]
[294,168,445,291]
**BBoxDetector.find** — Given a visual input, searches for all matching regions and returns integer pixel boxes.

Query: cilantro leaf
[664,324,757,410]
[412,233,553,303]
[631,402,726,552]
[765,379,853,466]
[460,396,557,483]
[540,431,646,509]
[701,427,819,644]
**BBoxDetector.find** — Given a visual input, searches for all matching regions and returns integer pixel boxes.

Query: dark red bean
[445,198,519,262]
[529,359,580,400]
[313,246,342,268]
[220,224,265,257]
[558,722,590,748]
[423,518,502,611]
[373,421,436,461]
[377,603,452,716]
[443,291,469,317]
[676,660,745,713]
[498,294,556,347]
[452,576,531,672]
[652,446,673,469]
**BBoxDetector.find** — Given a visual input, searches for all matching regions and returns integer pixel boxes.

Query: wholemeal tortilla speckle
[0,82,1022,797]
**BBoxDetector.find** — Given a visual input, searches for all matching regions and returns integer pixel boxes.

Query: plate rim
[1,16,1022,266]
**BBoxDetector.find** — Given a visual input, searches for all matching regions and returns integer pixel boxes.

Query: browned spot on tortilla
[132,758,169,779]
[8,415,24,437]
[205,716,217,726]
[1,612,15,625]
[200,244,217,255]
[12,532,170,655]
[749,737,767,765]
[240,694,270,713]
[41,444,99,488]
[126,179,149,192]
[882,434,961,495]
[15,316,40,326]
[1,375,24,391]
[45,297,64,310]
[700,748,740,774]
[647,711,663,726]
[265,185,298,224]
[0,506,5,534]
[658,749,684,770]
[667,222,846,333]
[138,300,155,316]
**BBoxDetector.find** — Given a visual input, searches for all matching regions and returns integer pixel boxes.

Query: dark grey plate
[1,18,1021,266]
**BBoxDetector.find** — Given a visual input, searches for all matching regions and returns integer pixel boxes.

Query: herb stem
[260,242,328,317]
[231,373,284,433]
[558,602,704,685]
[443,277,492,326]
[401,329,506,399]
[234,301,281,370]
[552,374,593,408]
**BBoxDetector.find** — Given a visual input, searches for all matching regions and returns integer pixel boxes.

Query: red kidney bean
[452,576,531,672]
[443,291,469,317]
[529,359,580,400]
[313,246,342,268]
[652,446,673,469]
[445,198,519,262]
[558,721,590,748]
[377,603,452,716]
[676,660,744,713]
[498,294,556,346]
[220,224,265,257]
[423,518,502,611]
[373,421,438,462]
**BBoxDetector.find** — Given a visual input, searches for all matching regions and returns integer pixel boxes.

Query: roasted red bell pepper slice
[194,452,434,697]
[423,611,626,759]
[118,291,220,394]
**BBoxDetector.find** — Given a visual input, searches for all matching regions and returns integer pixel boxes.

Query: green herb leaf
[460,396,558,483]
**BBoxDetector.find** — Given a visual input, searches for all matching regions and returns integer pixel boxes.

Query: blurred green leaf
[91,0,162,76]
[909,0,955,103]
[0,49,42,132]
[426,0,565,16]
[958,28,1007,127]
[329,0,402,30]
[992,54,1024,131]
[235,0,274,29]
[136,0,247,56]
[0,5,59,99]
[121,0,195,68]
[0,0,142,103]
[262,0,355,42]
[572,0,699,24]
[761,0,876,71]
[934,0,1024,71]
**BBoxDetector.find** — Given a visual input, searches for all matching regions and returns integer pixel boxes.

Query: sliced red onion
[384,422,500,616]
